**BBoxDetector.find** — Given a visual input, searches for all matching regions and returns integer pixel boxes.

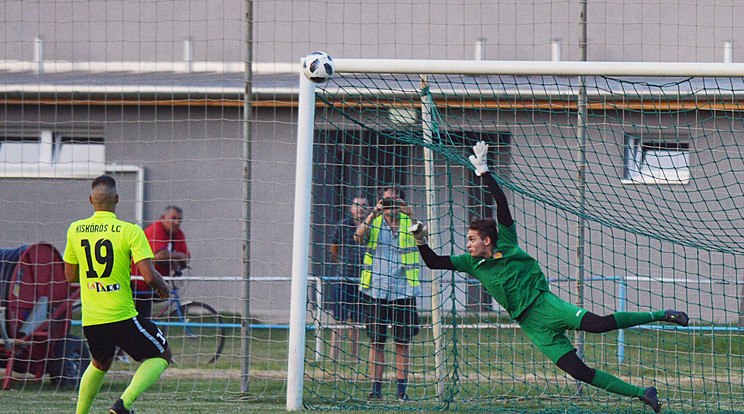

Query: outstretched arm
[482,173,514,227]
[408,222,456,270]
[417,244,456,270]
[469,141,514,227]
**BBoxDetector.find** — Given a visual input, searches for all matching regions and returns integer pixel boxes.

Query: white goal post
[333,58,744,77]
[287,57,744,411]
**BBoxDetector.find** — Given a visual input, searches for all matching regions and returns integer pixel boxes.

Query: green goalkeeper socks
[76,364,106,414]
[591,369,644,397]
[613,311,665,329]
[120,357,169,409]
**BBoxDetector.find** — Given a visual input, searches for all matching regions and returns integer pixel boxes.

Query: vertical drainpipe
[34,37,44,73]
[184,38,193,72]
[724,41,733,64]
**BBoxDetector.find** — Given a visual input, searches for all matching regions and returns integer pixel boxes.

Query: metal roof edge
[0,85,302,100]
[0,60,299,74]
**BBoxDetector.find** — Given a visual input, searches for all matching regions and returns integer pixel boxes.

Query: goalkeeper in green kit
[408,142,689,413]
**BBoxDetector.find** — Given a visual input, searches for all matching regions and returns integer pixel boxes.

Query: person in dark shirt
[329,196,368,360]
[408,142,689,413]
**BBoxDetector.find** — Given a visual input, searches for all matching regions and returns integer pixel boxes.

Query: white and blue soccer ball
[302,51,334,83]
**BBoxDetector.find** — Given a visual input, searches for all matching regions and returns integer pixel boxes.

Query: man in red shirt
[132,205,190,318]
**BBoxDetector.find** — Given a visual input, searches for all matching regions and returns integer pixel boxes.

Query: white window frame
[622,135,690,185]
[0,128,105,178]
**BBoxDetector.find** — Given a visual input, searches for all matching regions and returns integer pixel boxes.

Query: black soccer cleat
[396,392,409,401]
[663,310,689,327]
[639,386,661,413]
[110,398,134,414]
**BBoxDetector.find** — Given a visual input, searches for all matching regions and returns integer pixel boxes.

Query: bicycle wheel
[166,301,226,365]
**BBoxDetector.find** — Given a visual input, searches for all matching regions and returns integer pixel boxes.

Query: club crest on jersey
[88,281,122,292]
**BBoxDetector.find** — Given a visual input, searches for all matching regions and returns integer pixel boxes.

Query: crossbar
[333,59,744,77]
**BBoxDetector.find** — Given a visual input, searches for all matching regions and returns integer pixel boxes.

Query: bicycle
[72,270,226,366]
[138,270,226,365]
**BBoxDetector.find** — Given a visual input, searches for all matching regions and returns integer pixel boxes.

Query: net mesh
[304,72,744,412]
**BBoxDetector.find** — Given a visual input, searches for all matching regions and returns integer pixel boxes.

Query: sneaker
[663,310,689,327]
[368,392,383,401]
[396,392,409,401]
[638,386,661,413]
[110,398,134,414]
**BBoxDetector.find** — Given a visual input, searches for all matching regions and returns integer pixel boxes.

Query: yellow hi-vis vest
[360,213,420,289]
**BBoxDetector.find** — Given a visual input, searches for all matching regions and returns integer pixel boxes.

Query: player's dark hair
[165,205,183,215]
[469,217,498,244]
[91,175,116,190]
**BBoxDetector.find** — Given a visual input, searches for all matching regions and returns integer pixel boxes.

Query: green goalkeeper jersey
[450,222,550,319]
[63,211,154,326]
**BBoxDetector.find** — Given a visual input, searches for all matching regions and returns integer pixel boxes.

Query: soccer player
[63,175,172,414]
[408,142,689,413]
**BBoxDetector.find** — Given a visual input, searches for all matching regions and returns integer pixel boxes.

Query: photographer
[354,187,420,401]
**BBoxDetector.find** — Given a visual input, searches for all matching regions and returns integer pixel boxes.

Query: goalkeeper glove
[408,221,429,246]
[469,141,489,176]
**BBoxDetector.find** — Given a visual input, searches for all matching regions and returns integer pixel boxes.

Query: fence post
[617,277,627,365]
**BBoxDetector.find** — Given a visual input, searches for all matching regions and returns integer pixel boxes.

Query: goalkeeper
[409,141,689,413]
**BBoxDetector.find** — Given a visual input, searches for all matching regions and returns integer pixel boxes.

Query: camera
[381,198,400,208]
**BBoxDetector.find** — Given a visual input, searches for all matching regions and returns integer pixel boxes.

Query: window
[0,128,105,178]
[54,135,105,166]
[622,135,690,184]
[0,135,44,164]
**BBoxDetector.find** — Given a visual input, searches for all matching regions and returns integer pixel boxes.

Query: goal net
[291,60,744,413]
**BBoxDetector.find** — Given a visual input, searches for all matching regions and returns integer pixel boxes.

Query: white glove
[408,221,428,246]
[469,141,489,176]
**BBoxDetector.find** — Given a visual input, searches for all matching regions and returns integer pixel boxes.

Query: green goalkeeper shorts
[517,291,588,363]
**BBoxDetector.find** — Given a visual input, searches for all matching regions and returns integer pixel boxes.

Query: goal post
[333,58,744,77]
[290,56,744,412]
[287,73,318,411]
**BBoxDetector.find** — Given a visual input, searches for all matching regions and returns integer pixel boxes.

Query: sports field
[0,316,741,413]
[0,386,287,413]
[0,324,292,413]
[304,321,743,413]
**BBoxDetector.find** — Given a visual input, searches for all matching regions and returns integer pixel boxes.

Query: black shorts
[83,315,168,363]
[329,280,365,323]
[362,294,420,345]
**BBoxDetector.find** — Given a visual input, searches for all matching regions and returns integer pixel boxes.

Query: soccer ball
[302,51,334,83]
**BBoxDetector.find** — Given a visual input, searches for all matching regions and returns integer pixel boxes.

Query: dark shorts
[518,291,588,363]
[362,294,420,345]
[329,279,364,323]
[83,315,168,363]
